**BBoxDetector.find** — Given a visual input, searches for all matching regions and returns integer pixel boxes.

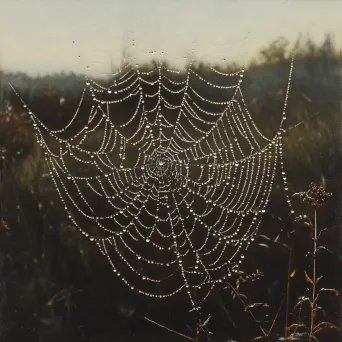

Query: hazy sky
[0,0,341,76]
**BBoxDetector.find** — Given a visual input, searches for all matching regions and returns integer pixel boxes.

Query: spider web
[10,53,294,312]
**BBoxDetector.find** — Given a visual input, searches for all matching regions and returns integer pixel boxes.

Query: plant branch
[309,209,318,341]
[144,316,195,341]
[284,242,293,341]
[267,296,284,338]
[227,283,267,338]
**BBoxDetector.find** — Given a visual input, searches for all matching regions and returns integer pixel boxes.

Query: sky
[0,0,341,76]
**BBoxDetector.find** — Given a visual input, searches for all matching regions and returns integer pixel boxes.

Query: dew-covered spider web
[10,53,294,312]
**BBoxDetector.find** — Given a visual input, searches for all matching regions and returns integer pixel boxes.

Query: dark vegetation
[0,35,341,341]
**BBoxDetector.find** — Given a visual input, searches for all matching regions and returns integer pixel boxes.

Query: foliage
[283,184,338,342]
[1,35,341,341]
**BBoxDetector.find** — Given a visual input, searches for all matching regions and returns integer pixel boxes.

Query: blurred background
[0,0,341,341]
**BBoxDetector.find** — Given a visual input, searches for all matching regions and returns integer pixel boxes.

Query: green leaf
[287,323,306,331]
[315,276,323,284]
[319,288,339,296]
[304,271,314,285]
[313,321,337,335]
[290,269,297,278]
[245,303,269,311]
[258,243,270,249]
[294,296,310,309]
[317,246,333,254]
